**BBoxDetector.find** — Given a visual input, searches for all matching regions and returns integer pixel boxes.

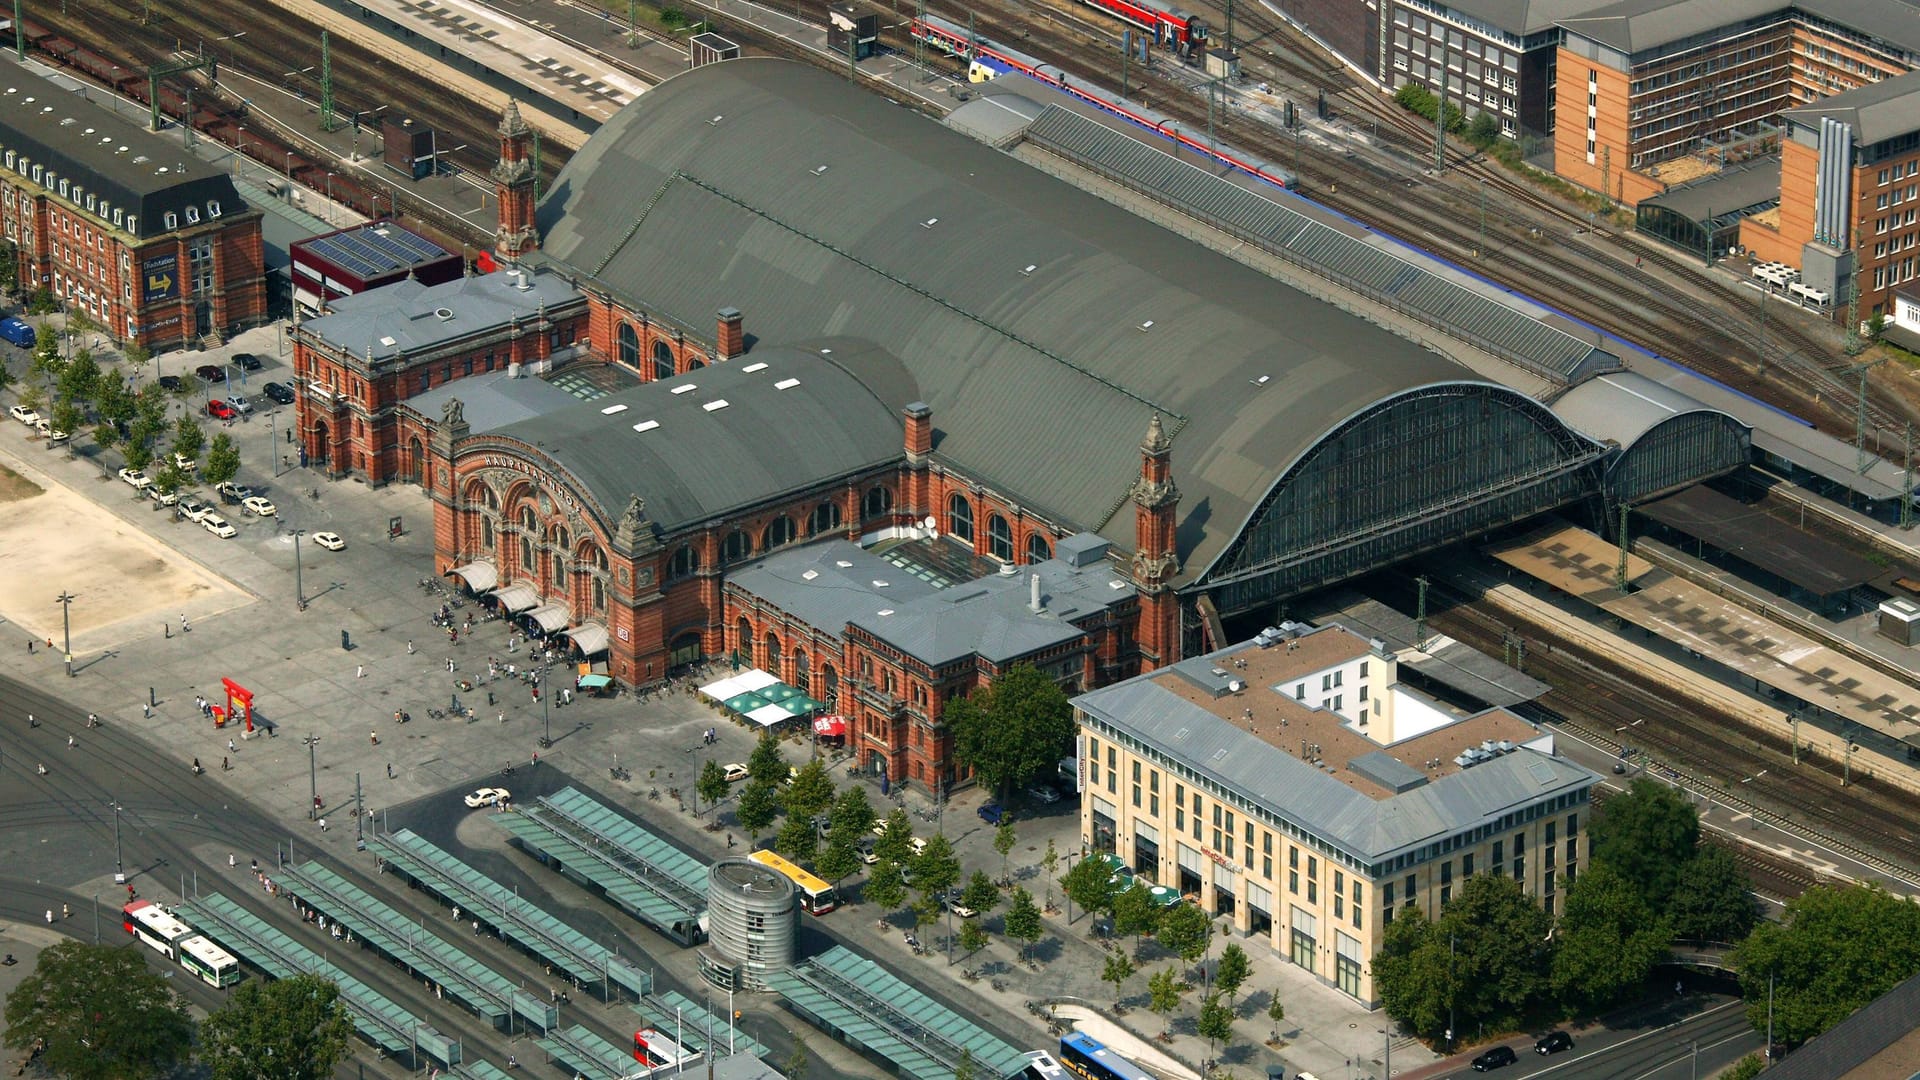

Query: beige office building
[1072,621,1598,1007]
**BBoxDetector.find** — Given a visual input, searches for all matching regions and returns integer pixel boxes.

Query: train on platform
[1071,0,1209,52]
[911,13,1294,192]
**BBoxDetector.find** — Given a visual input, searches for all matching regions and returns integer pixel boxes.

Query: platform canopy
[1639,485,1880,597]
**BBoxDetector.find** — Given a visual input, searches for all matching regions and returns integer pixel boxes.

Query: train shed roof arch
[532,58,1483,584]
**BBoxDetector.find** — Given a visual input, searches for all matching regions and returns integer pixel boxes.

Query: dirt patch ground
[0,455,250,652]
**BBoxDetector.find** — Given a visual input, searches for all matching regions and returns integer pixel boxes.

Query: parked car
[117,467,151,490]
[180,499,214,523]
[9,404,41,425]
[206,399,236,420]
[214,481,255,504]
[1471,1046,1517,1072]
[977,802,1007,826]
[311,531,346,551]
[1025,783,1062,805]
[241,495,277,517]
[148,486,179,507]
[937,890,977,918]
[194,363,226,383]
[228,394,254,415]
[230,352,263,371]
[262,381,296,405]
[1535,1031,1573,1055]
[34,418,68,445]
[723,763,750,783]
[0,315,36,348]
[202,515,237,539]
[464,787,510,808]
[173,452,197,473]
[856,840,879,865]
[158,375,187,393]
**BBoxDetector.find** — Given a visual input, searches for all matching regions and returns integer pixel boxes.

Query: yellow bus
[747,848,839,915]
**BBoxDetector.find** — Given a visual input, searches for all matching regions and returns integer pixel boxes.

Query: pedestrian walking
[472,920,480,935]
[446,657,456,672]
[67,735,76,749]
[44,910,51,925]
[487,690,495,707]
[726,833,735,849]
[387,763,394,779]
[498,713,506,724]
[26,714,35,727]
[142,702,151,718]
[180,614,190,632]
[356,665,366,679]
[317,818,327,831]
[62,903,69,919]
[222,756,230,770]
[26,640,32,654]
[228,738,237,753]
[229,853,236,868]
[370,731,380,746]
[452,906,460,921]
[407,639,416,655]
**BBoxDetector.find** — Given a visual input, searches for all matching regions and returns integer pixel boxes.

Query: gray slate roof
[409,368,589,435]
[1550,370,1746,448]
[485,346,903,535]
[533,59,1471,582]
[1782,68,1920,146]
[1402,0,1615,40]
[725,540,942,638]
[1560,0,1920,57]
[849,551,1136,666]
[303,267,580,363]
[1074,654,1596,863]
[1761,971,1920,1080]
[1638,158,1781,222]
[0,73,247,239]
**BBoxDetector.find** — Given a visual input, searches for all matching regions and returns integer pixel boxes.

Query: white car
[148,487,179,507]
[464,787,510,808]
[311,531,346,551]
[172,452,197,473]
[8,404,40,425]
[180,499,214,523]
[723,763,750,783]
[241,495,277,517]
[118,467,152,490]
[35,418,68,445]
[202,515,237,539]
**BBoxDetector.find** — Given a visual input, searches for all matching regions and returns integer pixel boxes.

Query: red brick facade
[492,100,539,261]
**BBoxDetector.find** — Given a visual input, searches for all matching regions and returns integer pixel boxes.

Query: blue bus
[1056,1032,1157,1080]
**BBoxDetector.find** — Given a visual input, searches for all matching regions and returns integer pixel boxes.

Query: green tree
[1551,861,1671,1012]
[1041,838,1060,907]
[775,815,818,864]
[958,919,990,958]
[1197,991,1235,1060]
[172,415,206,465]
[747,731,787,786]
[1445,874,1554,1035]
[913,834,962,907]
[735,779,780,845]
[1467,111,1500,148]
[58,350,101,407]
[1147,967,1184,1037]
[950,664,1075,799]
[864,858,909,918]
[123,434,153,473]
[827,785,878,845]
[1734,883,1920,1045]
[123,343,151,382]
[1266,996,1286,1041]
[1062,853,1119,925]
[18,382,43,414]
[95,373,135,426]
[203,431,241,487]
[153,461,188,499]
[50,399,83,447]
[784,758,836,820]
[697,759,731,817]
[1157,900,1213,964]
[199,973,354,1080]
[1112,882,1163,952]
[93,420,121,453]
[874,809,915,866]
[993,820,1018,883]
[783,1031,810,1080]
[816,837,861,890]
[1371,906,1452,1041]
[953,1048,977,1080]
[1668,846,1758,943]
[960,870,1002,919]
[1,940,194,1080]
[1004,886,1043,962]
[134,383,167,429]
[1590,777,1699,908]
[1215,943,1251,1009]
[1720,1054,1765,1080]
[31,324,60,371]
[1101,950,1136,1006]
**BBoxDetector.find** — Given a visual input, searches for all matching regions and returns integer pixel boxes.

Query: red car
[206,399,237,420]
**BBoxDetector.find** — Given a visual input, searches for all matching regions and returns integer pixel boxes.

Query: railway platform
[1487,521,1920,775]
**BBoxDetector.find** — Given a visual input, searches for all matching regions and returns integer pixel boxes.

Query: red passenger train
[1076,0,1209,51]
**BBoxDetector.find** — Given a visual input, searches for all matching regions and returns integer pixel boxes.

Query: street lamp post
[112,801,124,884]
[56,590,75,677]
[293,529,306,610]
[325,173,335,225]
[540,667,552,748]
[285,150,296,180]
[303,734,320,819]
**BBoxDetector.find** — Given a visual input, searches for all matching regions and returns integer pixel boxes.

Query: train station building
[0,70,267,350]
[1074,620,1597,1006]
[287,59,1754,791]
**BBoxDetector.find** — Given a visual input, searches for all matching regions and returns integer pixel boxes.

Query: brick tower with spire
[1131,414,1182,669]
[492,98,539,260]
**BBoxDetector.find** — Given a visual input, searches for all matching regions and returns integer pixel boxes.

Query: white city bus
[177,933,243,987]
[122,899,196,960]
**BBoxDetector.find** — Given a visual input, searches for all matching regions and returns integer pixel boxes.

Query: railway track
[1370,566,1920,889]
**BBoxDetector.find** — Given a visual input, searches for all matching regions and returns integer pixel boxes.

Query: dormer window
[30,164,42,183]
[112,208,123,228]
[85,194,95,212]
[163,211,178,230]
[184,206,200,224]
[56,178,67,198]
[207,200,221,218]
[127,216,137,235]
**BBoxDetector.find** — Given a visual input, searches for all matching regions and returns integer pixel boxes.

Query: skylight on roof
[378,336,397,347]
[741,362,768,373]
[600,403,629,415]
[632,420,660,433]
[873,580,889,588]
[702,399,730,412]
[801,570,819,581]
[670,384,698,395]
[877,609,895,617]
[835,561,853,568]
[774,378,800,390]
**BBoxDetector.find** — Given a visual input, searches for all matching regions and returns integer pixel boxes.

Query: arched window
[519,536,533,573]
[948,493,974,543]
[619,323,638,369]
[669,545,700,580]
[764,633,782,674]
[686,356,704,370]
[863,486,893,520]
[811,502,842,535]
[519,505,538,532]
[735,618,754,664]
[552,526,570,552]
[481,516,494,548]
[1027,532,1052,564]
[722,530,752,563]
[987,514,1013,561]
[592,577,606,611]
[821,663,838,703]
[762,515,796,549]
[793,651,811,695]
[652,339,675,381]
[551,552,566,587]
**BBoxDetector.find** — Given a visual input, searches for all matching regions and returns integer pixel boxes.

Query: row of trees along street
[3,941,353,1080]
[2,313,242,496]
[1371,777,1920,1058]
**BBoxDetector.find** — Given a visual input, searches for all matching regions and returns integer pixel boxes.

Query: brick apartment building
[0,70,266,349]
